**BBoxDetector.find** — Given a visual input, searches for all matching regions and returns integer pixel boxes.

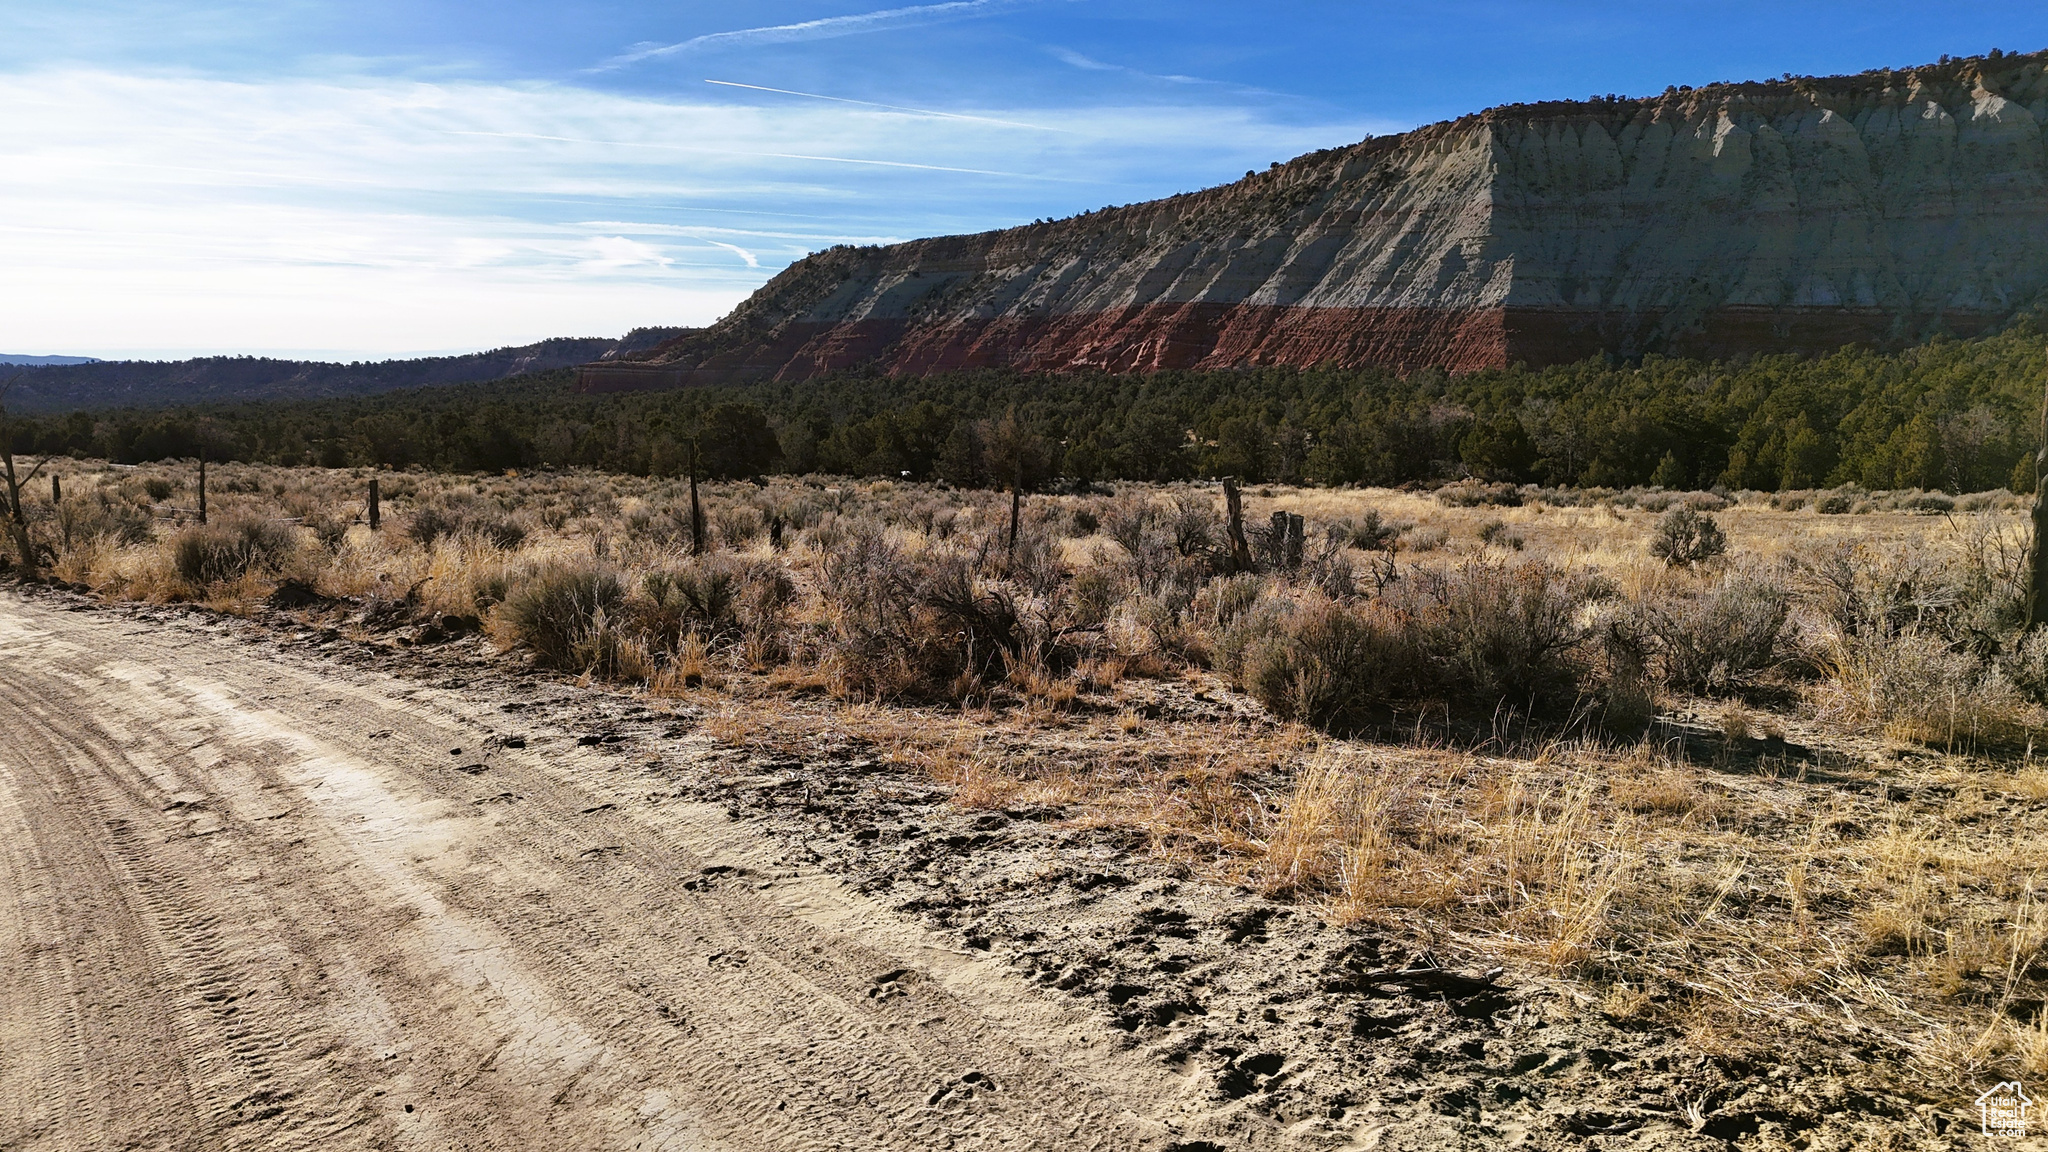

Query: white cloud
[704,240,762,269]
[0,69,1393,359]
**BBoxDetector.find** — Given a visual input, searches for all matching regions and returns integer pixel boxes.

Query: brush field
[12,460,2048,1147]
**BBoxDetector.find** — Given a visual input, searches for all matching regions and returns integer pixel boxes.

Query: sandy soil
[0,590,1238,1151]
[0,586,1992,1150]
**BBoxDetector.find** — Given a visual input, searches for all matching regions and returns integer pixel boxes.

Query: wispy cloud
[602,1,1018,69]
[1048,46,1286,96]
[439,128,1078,180]
[704,240,761,268]
[1049,46,1208,85]
[0,69,1384,359]
[704,79,1068,132]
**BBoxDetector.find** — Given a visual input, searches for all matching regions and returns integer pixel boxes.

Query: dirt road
[0,592,1215,1151]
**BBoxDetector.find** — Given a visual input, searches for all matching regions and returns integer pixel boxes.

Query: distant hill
[589,48,2048,390]
[6,328,691,413]
[0,354,101,366]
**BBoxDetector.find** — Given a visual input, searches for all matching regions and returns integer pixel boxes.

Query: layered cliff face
[584,51,2048,390]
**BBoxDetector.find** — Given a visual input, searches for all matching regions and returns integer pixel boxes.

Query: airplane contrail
[599,0,1018,69]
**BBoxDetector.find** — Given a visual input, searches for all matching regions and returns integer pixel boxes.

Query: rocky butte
[581,50,2048,391]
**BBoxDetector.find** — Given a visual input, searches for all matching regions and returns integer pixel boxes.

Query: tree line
[6,322,2046,492]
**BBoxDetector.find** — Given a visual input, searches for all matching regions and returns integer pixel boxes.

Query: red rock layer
[576,303,2001,392]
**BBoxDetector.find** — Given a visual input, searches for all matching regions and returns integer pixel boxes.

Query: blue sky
[4,2,2047,360]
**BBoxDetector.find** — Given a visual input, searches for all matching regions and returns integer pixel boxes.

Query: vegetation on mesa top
[6,322,2047,494]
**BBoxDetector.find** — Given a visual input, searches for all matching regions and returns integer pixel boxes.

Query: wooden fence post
[1007,460,1023,564]
[197,457,207,525]
[2030,362,2048,629]
[1223,477,1251,572]
[368,476,381,530]
[689,443,706,556]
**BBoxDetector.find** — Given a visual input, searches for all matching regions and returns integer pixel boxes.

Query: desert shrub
[1404,525,1447,552]
[1332,509,1402,551]
[1166,492,1217,558]
[57,492,154,548]
[712,502,763,550]
[636,554,794,659]
[1239,598,1430,731]
[1436,481,1522,508]
[1819,632,2039,748]
[1208,580,1291,678]
[406,504,462,544]
[1005,520,1067,596]
[804,513,848,553]
[1648,506,1727,567]
[2004,629,2048,705]
[142,477,176,501]
[1070,505,1100,536]
[1477,518,1524,550]
[638,560,740,646]
[409,500,524,549]
[1903,492,1956,515]
[1102,494,1154,554]
[1232,562,1594,728]
[468,516,526,549]
[1416,561,1589,709]
[814,530,958,697]
[1118,533,1209,599]
[1069,566,1125,629]
[916,553,1021,671]
[172,517,297,585]
[1814,491,1855,515]
[501,561,628,671]
[1646,573,1791,694]
[1198,572,1268,630]
[1300,536,1358,600]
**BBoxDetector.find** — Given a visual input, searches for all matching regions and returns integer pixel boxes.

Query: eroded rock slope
[586,50,2048,388]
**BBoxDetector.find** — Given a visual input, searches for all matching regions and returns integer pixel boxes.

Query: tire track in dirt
[0,593,1231,1150]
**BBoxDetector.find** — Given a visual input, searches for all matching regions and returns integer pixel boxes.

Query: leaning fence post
[50,473,60,504]
[368,476,381,530]
[197,456,208,525]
